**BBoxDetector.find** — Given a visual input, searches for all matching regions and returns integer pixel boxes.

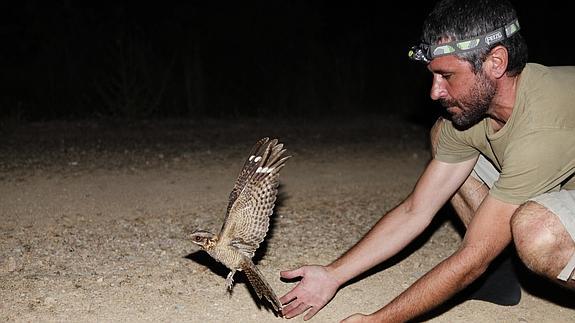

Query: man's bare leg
[512,201,575,289]
[449,177,487,227]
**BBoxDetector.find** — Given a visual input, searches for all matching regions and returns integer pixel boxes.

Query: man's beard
[440,71,496,130]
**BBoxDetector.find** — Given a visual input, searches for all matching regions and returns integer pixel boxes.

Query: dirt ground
[1,115,574,323]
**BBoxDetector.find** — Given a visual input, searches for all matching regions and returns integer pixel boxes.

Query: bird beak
[189,238,204,249]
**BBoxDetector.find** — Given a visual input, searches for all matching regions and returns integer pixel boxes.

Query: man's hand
[280,265,340,320]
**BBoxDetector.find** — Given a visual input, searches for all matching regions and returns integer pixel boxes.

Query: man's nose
[430,75,447,101]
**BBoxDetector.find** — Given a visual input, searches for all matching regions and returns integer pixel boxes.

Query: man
[279,0,575,321]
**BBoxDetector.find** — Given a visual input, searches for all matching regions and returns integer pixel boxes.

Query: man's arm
[355,188,518,322]
[281,158,478,320]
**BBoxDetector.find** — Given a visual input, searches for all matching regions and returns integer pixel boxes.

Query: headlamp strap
[408,19,520,63]
[430,19,520,58]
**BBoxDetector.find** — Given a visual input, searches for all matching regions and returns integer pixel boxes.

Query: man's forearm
[371,247,490,322]
[370,195,516,322]
[326,159,476,286]
[327,200,434,286]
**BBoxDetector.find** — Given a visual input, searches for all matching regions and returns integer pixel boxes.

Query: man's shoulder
[525,62,575,71]
[518,63,575,128]
[522,63,575,88]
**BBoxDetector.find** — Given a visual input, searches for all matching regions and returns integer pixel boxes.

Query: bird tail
[241,259,283,313]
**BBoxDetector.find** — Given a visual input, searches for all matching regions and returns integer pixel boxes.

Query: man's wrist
[325,262,348,287]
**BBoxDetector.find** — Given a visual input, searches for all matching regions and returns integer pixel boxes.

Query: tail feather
[241,259,282,313]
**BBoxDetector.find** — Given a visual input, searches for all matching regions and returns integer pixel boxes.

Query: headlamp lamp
[408,19,520,63]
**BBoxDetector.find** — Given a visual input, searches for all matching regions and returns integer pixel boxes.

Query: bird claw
[226,272,235,290]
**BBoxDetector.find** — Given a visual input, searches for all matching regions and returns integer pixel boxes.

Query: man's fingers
[279,289,297,305]
[280,267,304,279]
[281,298,301,315]
[278,265,329,320]
[284,302,312,319]
[303,306,321,321]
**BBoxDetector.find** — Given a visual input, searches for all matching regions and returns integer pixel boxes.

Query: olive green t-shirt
[435,63,575,204]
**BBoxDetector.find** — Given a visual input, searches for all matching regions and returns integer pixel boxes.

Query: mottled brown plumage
[190,137,290,313]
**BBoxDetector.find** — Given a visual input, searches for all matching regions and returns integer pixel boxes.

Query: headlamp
[408,19,520,63]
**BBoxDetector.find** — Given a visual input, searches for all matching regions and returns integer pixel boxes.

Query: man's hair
[422,0,528,76]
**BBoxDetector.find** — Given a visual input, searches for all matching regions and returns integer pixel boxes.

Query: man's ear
[485,45,508,79]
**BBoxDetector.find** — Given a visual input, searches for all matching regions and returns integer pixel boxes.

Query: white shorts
[472,155,575,281]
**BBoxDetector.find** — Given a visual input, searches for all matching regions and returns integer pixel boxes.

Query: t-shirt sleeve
[490,130,575,204]
[435,119,480,163]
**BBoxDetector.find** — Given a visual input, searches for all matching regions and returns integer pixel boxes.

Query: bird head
[190,229,217,250]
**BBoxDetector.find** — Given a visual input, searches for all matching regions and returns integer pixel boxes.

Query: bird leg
[226,270,236,290]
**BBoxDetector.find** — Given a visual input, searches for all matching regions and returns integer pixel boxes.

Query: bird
[190,137,290,313]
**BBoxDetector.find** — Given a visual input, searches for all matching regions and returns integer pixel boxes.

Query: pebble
[44,297,56,305]
[6,257,18,272]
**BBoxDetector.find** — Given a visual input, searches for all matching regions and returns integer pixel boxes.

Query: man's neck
[488,73,521,132]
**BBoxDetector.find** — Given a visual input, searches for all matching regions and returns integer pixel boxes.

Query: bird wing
[218,137,290,258]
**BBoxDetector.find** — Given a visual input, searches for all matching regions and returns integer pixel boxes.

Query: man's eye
[442,74,452,80]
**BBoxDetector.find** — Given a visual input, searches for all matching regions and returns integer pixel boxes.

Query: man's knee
[511,201,555,258]
[511,201,567,276]
[430,117,445,156]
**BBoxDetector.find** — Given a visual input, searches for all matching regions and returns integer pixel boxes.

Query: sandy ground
[1,116,574,323]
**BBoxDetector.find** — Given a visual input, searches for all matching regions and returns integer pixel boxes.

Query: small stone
[44,297,56,305]
[6,257,17,272]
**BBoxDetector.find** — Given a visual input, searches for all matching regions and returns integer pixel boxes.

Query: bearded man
[279,0,575,322]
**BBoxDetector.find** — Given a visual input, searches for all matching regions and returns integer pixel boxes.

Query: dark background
[1,1,573,122]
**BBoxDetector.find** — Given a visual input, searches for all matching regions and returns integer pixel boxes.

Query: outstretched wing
[218,138,290,258]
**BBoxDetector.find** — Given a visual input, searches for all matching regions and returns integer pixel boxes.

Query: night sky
[2,1,573,121]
